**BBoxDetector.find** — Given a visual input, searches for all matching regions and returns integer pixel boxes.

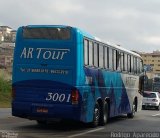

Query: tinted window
[154,77,160,82]
[128,55,131,73]
[131,56,134,73]
[113,50,116,70]
[143,93,156,98]
[124,53,128,71]
[140,59,143,73]
[94,43,98,67]
[23,27,71,40]
[84,39,89,65]
[99,45,104,68]
[134,57,137,74]
[121,53,124,71]
[109,48,113,70]
[116,51,121,71]
[89,41,93,65]
[105,47,109,69]
[137,58,140,74]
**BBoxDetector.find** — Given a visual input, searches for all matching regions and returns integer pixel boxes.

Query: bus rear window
[23,27,71,40]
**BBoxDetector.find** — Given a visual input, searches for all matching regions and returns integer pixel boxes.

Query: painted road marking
[152,113,160,117]
[68,127,104,138]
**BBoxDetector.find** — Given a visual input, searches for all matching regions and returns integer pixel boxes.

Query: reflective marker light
[71,89,79,104]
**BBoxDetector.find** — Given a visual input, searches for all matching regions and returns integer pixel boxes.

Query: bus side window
[140,59,143,73]
[116,51,121,71]
[134,57,137,74]
[105,46,109,69]
[131,56,134,74]
[99,45,104,68]
[89,41,93,66]
[109,47,113,70]
[93,43,98,67]
[84,39,89,65]
[113,49,116,70]
[128,55,131,73]
[124,53,128,72]
[137,58,140,74]
[120,52,124,71]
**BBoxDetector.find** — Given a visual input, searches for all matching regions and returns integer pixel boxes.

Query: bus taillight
[12,87,16,99]
[71,89,79,104]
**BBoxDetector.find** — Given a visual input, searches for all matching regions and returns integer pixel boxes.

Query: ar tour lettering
[20,47,70,60]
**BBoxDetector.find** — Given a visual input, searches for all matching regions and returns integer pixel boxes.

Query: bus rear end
[12,25,81,122]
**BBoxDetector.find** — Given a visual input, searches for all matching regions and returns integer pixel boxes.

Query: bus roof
[20,25,141,58]
[75,27,141,58]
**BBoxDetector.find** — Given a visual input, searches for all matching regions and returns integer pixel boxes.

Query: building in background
[0,26,16,42]
[0,43,14,68]
[140,50,160,77]
[0,26,16,74]
[10,30,16,42]
[140,50,160,91]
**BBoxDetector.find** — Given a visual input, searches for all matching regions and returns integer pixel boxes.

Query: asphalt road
[0,108,160,138]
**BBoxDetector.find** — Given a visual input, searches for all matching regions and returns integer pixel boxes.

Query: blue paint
[12,25,135,123]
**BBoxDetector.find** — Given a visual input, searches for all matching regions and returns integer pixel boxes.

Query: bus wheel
[156,104,160,111]
[142,105,145,110]
[127,102,136,118]
[91,103,100,127]
[99,101,108,126]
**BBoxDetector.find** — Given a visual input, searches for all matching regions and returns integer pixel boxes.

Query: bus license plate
[36,107,48,113]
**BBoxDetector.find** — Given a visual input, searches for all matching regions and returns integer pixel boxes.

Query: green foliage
[0,76,11,107]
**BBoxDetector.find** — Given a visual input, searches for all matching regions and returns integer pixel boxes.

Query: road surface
[0,108,160,138]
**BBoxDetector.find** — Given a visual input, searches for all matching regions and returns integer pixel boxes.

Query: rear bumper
[142,102,159,107]
[12,101,82,122]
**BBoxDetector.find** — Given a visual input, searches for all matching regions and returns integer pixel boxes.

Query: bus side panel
[81,67,133,119]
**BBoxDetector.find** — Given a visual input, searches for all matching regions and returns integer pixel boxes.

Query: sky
[1,0,160,53]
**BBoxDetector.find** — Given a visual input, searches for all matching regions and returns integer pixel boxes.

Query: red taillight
[12,87,16,99]
[71,89,79,104]
[152,99,158,102]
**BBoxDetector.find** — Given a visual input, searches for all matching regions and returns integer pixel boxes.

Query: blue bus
[12,25,144,127]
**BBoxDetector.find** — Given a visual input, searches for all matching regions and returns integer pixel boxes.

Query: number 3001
[46,92,71,103]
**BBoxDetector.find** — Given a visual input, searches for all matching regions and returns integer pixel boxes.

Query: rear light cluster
[71,89,79,104]
[152,99,158,102]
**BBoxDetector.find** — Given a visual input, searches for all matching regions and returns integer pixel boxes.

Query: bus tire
[90,102,100,127]
[99,101,108,126]
[156,105,160,111]
[127,101,136,118]
[142,105,145,110]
